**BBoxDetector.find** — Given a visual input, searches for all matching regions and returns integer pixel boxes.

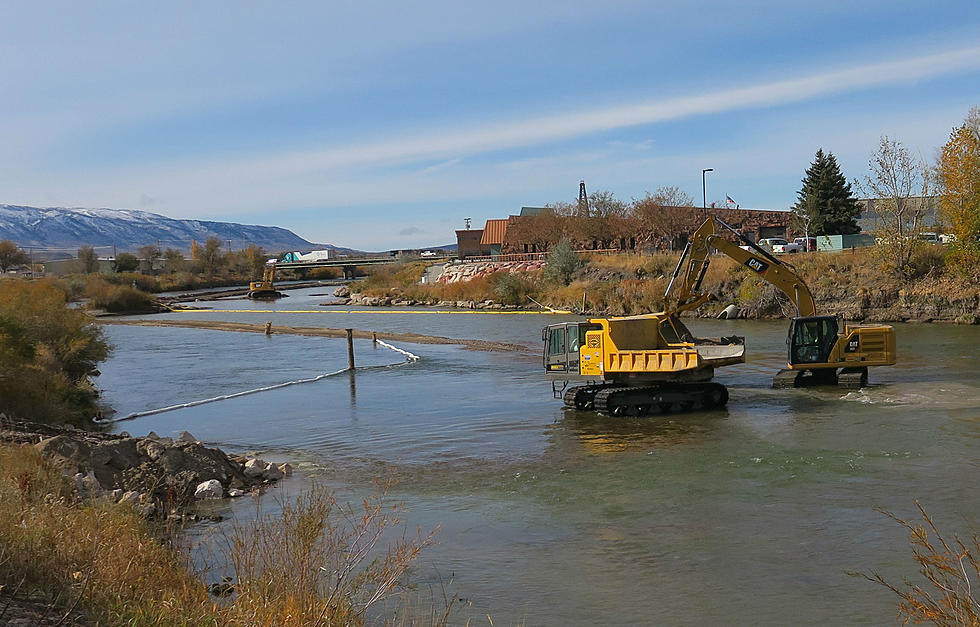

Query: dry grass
[851,502,980,626]
[0,444,437,626]
[0,444,211,625]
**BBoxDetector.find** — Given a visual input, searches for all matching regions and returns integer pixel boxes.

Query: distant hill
[0,205,345,255]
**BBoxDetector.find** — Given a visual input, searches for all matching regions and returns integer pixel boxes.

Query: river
[95,287,980,625]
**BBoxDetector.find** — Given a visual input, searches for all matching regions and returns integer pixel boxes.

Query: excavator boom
[668,217,816,317]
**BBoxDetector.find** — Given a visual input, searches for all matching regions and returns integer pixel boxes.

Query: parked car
[793,237,817,252]
[758,237,802,254]
[939,233,958,244]
[420,250,438,258]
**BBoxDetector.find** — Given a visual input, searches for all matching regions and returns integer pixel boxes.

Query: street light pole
[702,168,713,208]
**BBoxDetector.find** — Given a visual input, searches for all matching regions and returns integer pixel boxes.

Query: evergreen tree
[792,149,861,235]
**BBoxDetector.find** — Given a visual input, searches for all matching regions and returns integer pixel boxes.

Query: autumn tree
[0,240,30,273]
[162,248,186,273]
[793,149,861,236]
[938,116,980,274]
[507,208,566,253]
[575,190,628,248]
[860,136,931,278]
[199,236,227,276]
[77,245,99,274]
[229,244,269,278]
[631,186,695,249]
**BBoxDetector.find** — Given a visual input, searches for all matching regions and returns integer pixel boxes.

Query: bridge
[275,256,448,279]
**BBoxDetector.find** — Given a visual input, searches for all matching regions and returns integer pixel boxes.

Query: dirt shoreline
[99,318,532,352]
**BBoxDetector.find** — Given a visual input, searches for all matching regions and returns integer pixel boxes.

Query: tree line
[793,105,979,278]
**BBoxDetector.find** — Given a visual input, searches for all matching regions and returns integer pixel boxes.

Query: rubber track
[592,382,728,416]
[563,384,617,409]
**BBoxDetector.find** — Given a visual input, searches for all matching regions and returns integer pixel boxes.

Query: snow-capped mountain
[0,205,324,254]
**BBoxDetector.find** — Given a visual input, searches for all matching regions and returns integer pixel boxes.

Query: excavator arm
[666,217,816,317]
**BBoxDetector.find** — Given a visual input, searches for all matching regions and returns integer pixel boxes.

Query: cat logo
[745,257,769,274]
[845,338,860,353]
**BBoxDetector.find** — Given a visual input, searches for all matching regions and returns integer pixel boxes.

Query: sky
[2,1,979,250]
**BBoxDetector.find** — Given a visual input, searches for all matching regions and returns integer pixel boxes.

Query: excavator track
[591,382,729,417]
[563,384,618,410]
[773,367,867,389]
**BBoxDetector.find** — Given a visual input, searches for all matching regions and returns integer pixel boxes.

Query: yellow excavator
[674,216,896,388]
[543,216,896,415]
[247,260,280,299]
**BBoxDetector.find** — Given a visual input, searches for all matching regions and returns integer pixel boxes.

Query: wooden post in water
[346,328,355,370]
[372,331,377,347]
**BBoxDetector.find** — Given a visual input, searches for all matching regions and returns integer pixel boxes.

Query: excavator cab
[787,316,839,365]
[543,322,600,375]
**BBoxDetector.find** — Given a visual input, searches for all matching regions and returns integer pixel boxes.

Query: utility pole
[702,169,713,209]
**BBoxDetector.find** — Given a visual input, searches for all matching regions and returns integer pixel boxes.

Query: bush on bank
[0,280,109,425]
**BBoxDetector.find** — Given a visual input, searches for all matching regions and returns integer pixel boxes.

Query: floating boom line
[99,340,420,423]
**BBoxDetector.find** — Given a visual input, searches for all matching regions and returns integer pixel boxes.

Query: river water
[96,287,980,625]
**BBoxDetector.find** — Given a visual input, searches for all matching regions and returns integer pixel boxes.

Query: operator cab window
[549,327,565,356]
[791,316,839,364]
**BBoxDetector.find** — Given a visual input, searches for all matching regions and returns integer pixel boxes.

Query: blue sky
[2,1,979,250]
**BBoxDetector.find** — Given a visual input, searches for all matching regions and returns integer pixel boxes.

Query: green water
[97,289,980,625]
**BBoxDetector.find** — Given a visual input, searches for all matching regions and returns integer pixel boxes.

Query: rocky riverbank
[0,417,291,515]
[328,284,538,310]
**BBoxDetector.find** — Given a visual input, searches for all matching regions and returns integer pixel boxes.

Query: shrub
[543,239,581,286]
[852,502,980,625]
[84,278,159,314]
[492,272,533,305]
[359,262,428,295]
[0,281,109,424]
[112,252,139,272]
[100,272,160,293]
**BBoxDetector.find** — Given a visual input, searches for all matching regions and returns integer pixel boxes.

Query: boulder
[243,458,268,478]
[333,285,351,297]
[228,488,245,498]
[118,490,140,505]
[194,479,224,500]
[177,431,198,443]
[262,465,284,481]
[278,463,293,477]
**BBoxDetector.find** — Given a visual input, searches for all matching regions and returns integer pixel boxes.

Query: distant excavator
[247,260,282,299]
[543,216,896,415]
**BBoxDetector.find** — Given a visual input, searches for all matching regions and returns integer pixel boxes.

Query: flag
[726,195,737,209]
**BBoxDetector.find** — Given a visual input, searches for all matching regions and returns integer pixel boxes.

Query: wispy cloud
[4,44,978,231]
[101,45,980,183]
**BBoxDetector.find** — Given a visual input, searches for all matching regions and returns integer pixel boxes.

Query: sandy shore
[99,318,531,353]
